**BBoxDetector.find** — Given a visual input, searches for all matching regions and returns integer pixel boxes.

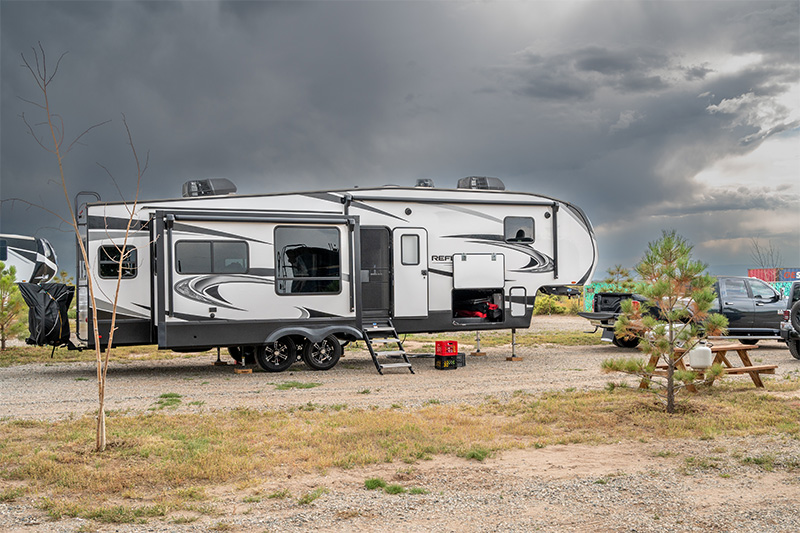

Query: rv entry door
[393,228,428,318]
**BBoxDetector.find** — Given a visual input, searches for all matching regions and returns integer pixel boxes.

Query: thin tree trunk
[666,361,675,413]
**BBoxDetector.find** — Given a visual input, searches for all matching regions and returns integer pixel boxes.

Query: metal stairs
[362,319,414,375]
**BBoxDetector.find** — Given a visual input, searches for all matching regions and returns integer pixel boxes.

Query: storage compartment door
[393,228,428,318]
[453,253,505,289]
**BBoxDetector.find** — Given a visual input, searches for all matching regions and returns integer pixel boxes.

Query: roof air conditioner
[456,176,505,190]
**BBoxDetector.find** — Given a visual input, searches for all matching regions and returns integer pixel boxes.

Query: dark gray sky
[1,0,798,277]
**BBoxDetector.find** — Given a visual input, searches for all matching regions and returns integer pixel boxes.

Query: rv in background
[32,177,598,373]
[0,234,58,284]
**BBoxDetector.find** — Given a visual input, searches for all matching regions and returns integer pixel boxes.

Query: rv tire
[301,335,342,371]
[255,338,297,372]
[612,334,640,348]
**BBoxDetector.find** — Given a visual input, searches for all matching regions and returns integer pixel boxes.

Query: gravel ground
[1,316,799,532]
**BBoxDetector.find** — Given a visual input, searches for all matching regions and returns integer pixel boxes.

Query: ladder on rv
[363,319,414,375]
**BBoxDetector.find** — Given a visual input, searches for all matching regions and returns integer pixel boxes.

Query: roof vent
[456,176,505,190]
[415,178,435,188]
[182,178,237,197]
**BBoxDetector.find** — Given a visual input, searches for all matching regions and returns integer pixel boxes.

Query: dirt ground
[1,316,799,532]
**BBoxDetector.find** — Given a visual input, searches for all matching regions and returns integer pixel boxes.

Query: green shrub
[533,294,565,315]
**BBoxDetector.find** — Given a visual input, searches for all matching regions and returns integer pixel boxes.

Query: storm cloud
[1,0,798,276]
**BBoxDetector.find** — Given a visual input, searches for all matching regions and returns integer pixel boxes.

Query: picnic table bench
[640,343,777,390]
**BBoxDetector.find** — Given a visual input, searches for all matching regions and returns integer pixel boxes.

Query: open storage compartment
[452,289,504,323]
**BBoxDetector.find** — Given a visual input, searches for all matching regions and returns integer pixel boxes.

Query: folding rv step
[365,326,395,333]
[380,362,413,369]
[370,337,401,344]
[363,320,414,375]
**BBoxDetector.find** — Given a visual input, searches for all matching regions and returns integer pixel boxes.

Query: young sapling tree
[19,43,145,451]
[602,230,728,413]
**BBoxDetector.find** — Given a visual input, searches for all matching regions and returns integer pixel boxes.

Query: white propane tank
[688,341,713,369]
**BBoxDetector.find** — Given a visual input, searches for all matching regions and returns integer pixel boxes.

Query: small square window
[98,245,137,279]
[504,217,534,243]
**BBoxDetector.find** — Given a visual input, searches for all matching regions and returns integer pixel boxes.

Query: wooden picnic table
[640,343,777,390]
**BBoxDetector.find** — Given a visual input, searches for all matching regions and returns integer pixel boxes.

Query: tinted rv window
[0,240,6,261]
[98,245,138,279]
[275,226,341,294]
[175,241,248,274]
[504,217,534,243]
[400,234,420,265]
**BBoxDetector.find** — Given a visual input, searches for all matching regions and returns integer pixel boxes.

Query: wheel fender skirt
[265,325,363,344]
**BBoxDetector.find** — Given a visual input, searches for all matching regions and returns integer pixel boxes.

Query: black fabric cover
[18,282,74,346]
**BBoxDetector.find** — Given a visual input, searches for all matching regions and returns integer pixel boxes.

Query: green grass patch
[384,483,406,495]
[297,487,328,505]
[741,453,776,471]
[275,381,321,391]
[462,445,492,461]
[150,393,182,410]
[364,477,387,490]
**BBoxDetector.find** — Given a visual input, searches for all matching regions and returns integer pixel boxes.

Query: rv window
[401,234,420,265]
[0,240,6,261]
[275,226,341,294]
[175,241,248,274]
[98,245,138,279]
[504,217,534,243]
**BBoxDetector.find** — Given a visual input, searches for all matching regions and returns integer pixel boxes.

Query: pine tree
[602,231,728,413]
[603,264,636,292]
[0,262,27,351]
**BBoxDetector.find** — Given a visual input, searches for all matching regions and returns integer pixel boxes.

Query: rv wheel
[228,346,257,365]
[255,338,297,372]
[612,334,640,348]
[301,335,342,371]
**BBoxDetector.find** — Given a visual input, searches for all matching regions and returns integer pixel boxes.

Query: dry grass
[0,384,798,524]
[0,345,214,367]
[1,330,601,367]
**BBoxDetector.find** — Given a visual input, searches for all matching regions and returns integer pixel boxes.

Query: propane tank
[688,340,713,369]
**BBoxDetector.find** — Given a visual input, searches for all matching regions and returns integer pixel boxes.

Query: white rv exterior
[0,234,58,284]
[77,182,597,371]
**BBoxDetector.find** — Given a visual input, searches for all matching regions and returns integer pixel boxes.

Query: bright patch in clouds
[694,130,800,191]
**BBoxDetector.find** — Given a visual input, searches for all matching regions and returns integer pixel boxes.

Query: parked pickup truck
[579,276,787,348]
[779,281,800,359]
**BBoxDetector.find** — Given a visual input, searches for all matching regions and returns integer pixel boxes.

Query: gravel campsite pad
[1,316,799,532]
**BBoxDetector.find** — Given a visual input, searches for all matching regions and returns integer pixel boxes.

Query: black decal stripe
[443,233,503,241]
[439,204,502,223]
[9,249,37,262]
[172,222,271,245]
[303,308,347,319]
[304,192,346,204]
[88,215,147,231]
[428,268,453,278]
[443,234,555,273]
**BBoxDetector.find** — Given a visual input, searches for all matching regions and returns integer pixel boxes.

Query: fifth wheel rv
[43,177,597,374]
[0,234,58,283]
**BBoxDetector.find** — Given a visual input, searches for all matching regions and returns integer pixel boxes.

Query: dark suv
[780,281,800,359]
